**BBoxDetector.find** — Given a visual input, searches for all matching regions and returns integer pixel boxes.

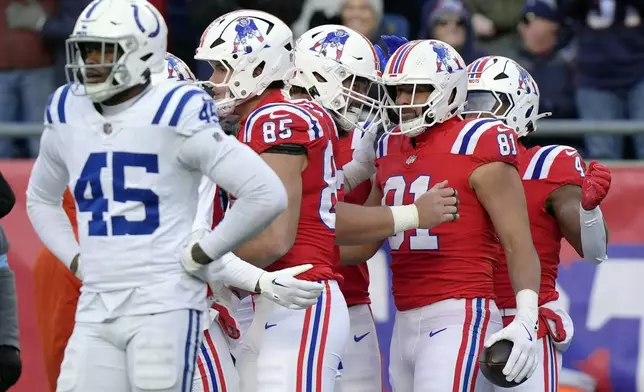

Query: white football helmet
[291,25,384,134]
[463,56,551,138]
[195,10,295,117]
[382,39,467,137]
[151,52,197,84]
[65,0,167,102]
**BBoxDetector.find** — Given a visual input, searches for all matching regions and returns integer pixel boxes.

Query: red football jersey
[494,144,586,309]
[336,129,373,307]
[237,90,342,282]
[374,117,519,311]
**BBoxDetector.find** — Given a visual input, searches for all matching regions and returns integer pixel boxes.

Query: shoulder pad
[241,103,323,144]
[523,145,584,181]
[150,83,214,133]
[450,118,506,155]
[44,84,73,126]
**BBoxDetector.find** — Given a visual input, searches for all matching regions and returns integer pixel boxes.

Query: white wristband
[389,204,419,234]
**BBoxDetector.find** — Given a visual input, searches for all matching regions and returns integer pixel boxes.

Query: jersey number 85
[73,152,160,237]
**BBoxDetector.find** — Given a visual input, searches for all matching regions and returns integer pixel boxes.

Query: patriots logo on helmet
[309,29,350,61]
[232,17,265,54]
[432,41,463,74]
[517,66,537,95]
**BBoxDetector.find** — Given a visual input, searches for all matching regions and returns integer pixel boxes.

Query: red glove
[211,302,240,340]
[581,161,611,210]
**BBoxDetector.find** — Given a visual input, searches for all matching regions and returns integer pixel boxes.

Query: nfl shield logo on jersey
[406,155,417,165]
[103,123,112,134]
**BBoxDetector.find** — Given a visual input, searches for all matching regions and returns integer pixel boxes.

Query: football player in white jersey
[25,1,291,391]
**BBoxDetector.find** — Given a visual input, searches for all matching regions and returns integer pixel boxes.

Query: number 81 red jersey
[238,90,342,282]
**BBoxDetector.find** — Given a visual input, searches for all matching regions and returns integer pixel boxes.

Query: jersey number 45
[73,152,159,237]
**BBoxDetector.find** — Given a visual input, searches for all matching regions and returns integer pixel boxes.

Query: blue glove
[381,35,408,57]
[374,44,388,72]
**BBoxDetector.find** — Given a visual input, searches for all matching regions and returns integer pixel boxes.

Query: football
[479,340,527,388]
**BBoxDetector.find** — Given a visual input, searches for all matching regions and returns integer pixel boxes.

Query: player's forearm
[505,240,541,295]
[340,241,381,265]
[26,159,78,268]
[206,252,263,293]
[342,160,374,193]
[180,132,288,262]
[191,176,218,232]
[26,200,80,267]
[335,202,396,245]
[579,206,608,264]
[233,208,298,268]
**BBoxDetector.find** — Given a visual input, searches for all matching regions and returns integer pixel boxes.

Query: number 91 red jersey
[374,118,519,311]
[238,90,342,282]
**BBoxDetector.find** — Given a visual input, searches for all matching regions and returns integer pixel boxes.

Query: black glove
[0,345,21,391]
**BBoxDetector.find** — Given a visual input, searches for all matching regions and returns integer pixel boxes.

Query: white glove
[343,130,378,192]
[352,128,377,164]
[257,264,324,310]
[484,291,539,383]
[179,229,212,280]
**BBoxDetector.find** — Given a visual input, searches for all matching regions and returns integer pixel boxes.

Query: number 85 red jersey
[375,117,520,311]
[238,90,342,282]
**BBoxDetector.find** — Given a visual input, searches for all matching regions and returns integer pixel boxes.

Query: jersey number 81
[73,152,160,237]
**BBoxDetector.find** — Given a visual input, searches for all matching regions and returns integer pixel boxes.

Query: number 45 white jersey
[27,80,287,318]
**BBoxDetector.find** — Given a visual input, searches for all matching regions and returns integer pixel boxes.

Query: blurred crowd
[1,0,643,159]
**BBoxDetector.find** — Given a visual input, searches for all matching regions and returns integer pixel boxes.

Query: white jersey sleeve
[173,88,288,261]
[192,176,218,232]
[26,122,80,268]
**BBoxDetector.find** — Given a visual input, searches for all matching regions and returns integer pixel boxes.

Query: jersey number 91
[73,152,160,237]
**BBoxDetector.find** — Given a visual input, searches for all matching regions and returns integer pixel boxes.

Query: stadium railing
[1,120,644,137]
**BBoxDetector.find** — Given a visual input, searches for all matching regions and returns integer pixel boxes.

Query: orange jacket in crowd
[33,189,80,392]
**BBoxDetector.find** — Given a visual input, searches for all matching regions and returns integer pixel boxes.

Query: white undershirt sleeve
[26,126,80,268]
[580,205,608,264]
[177,129,287,261]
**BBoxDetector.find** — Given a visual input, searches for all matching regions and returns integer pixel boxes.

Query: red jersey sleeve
[239,103,324,154]
[522,145,586,187]
[449,119,519,169]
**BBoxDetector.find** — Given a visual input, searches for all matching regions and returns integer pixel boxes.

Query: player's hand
[179,229,211,280]
[353,130,377,165]
[257,264,324,310]
[414,180,459,228]
[381,35,408,57]
[581,161,611,210]
[484,311,539,383]
[210,286,241,339]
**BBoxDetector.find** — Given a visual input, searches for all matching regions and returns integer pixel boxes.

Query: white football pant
[57,309,202,392]
[236,280,350,392]
[335,304,382,392]
[193,310,240,392]
[389,298,502,392]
